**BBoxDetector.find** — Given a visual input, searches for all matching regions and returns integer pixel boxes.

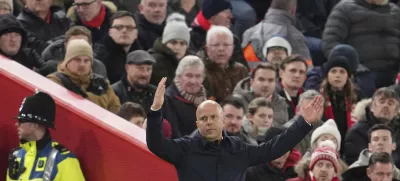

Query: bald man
[146,77,324,181]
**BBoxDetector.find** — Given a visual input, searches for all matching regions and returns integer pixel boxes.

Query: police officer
[7,91,85,181]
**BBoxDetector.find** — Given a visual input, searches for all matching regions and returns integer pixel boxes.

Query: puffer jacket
[47,64,120,113]
[17,6,70,54]
[322,0,400,71]
[198,49,249,103]
[233,77,289,126]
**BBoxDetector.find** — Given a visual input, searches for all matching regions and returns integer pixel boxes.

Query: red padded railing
[0,56,178,181]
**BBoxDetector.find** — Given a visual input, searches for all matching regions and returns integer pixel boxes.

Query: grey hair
[174,55,205,80]
[206,25,233,44]
[298,90,322,105]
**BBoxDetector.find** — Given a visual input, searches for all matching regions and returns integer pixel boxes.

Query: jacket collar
[191,130,229,148]
[20,130,52,154]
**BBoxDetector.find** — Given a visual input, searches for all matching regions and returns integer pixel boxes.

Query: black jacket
[17,6,70,54]
[1,48,45,70]
[134,13,165,50]
[94,35,142,84]
[322,0,400,71]
[189,26,249,69]
[146,110,312,181]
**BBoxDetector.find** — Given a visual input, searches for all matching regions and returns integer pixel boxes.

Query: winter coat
[189,26,249,69]
[198,49,249,103]
[67,1,117,43]
[242,8,311,61]
[94,35,142,84]
[148,38,187,87]
[342,149,400,181]
[246,149,301,181]
[233,77,289,126]
[322,0,400,72]
[108,0,140,14]
[276,82,303,120]
[147,109,313,181]
[344,99,400,167]
[167,0,203,26]
[47,65,120,113]
[287,157,340,181]
[134,13,165,50]
[17,6,70,54]
[38,37,107,77]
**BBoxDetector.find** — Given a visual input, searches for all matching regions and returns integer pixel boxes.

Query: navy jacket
[146,110,312,181]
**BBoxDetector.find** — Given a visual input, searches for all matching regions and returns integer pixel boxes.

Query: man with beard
[221,97,246,136]
[94,11,143,84]
[112,50,157,113]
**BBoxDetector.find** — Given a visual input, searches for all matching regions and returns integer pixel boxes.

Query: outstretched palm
[151,77,167,111]
[300,95,324,124]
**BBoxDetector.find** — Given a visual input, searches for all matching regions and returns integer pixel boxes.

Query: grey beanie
[162,13,190,45]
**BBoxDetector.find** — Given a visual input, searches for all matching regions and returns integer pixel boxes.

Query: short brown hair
[251,63,277,79]
[116,102,146,121]
[248,97,274,115]
[280,54,308,70]
[65,26,92,44]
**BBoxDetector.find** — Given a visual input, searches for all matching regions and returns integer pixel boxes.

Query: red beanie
[309,146,340,173]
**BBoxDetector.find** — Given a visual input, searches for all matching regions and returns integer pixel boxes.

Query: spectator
[117,102,146,126]
[164,55,207,137]
[39,26,107,77]
[309,119,341,155]
[246,127,301,181]
[284,90,324,154]
[147,77,324,181]
[0,14,44,70]
[241,97,274,145]
[230,0,257,42]
[199,26,248,103]
[367,152,399,181]
[112,50,156,113]
[135,0,167,50]
[109,0,140,14]
[0,0,12,15]
[221,96,245,136]
[278,55,308,119]
[67,0,117,43]
[319,54,358,151]
[94,11,142,84]
[17,0,70,54]
[342,124,400,181]
[242,0,311,64]
[190,0,249,68]
[149,13,191,87]
[233,63,288,126]
[167,0,203,26]
[345,88,400,166]
[47,39,120,113]
[288,143,340,181]
[322,0,400,88]
[7,92,85,180]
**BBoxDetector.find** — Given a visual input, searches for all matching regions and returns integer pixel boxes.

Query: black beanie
[323,56,352,77]
[202,0,231,19]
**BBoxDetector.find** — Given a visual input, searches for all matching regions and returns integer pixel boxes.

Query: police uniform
[7,91,85,181]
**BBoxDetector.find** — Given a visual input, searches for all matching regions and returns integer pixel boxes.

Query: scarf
[321,89,355,130]
[192,11,211,31]
[174,79,207,106]
[81,5,106,28]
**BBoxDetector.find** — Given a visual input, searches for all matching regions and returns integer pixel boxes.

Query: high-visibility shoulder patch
[53,144,70,154]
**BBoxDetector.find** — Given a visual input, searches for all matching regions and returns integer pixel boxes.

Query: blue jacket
[146,110,312,181]
[7,132,85,181]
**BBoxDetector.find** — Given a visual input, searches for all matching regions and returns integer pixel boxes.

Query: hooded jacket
[233,77,289,126]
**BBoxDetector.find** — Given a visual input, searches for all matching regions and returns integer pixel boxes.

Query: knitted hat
[309,145,340,173]
[202,0,231,19]
[13,91,56,129]
[310,119,341,151]
[61,39,93,68]
[162,13,190,45]
[0,0,13,12]
[326,44,359,75]
[323,55,352,76]
[262,36,292,56]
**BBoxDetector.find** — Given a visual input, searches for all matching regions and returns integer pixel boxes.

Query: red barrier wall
[0,56,178,181]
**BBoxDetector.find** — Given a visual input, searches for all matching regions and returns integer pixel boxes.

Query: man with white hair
[164,55,208,137]
[198,25,249,103]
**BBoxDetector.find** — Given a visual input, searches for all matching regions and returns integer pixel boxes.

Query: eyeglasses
[268,47,286,52]
[111,25,137,31]
[73,0,97,8]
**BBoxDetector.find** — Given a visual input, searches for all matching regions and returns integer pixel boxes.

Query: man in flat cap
[7,91,85,181]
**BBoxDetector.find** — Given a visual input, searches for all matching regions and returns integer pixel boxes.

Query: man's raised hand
[151,77,167,111]
[300,95,324,124]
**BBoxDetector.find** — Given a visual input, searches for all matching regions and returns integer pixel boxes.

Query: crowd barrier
[0,56,178,180]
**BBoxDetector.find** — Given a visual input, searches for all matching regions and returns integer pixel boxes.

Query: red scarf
[321,89,355,129]
[81,5,106,28]
[45,11,51,24]
[192,11,212,31]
